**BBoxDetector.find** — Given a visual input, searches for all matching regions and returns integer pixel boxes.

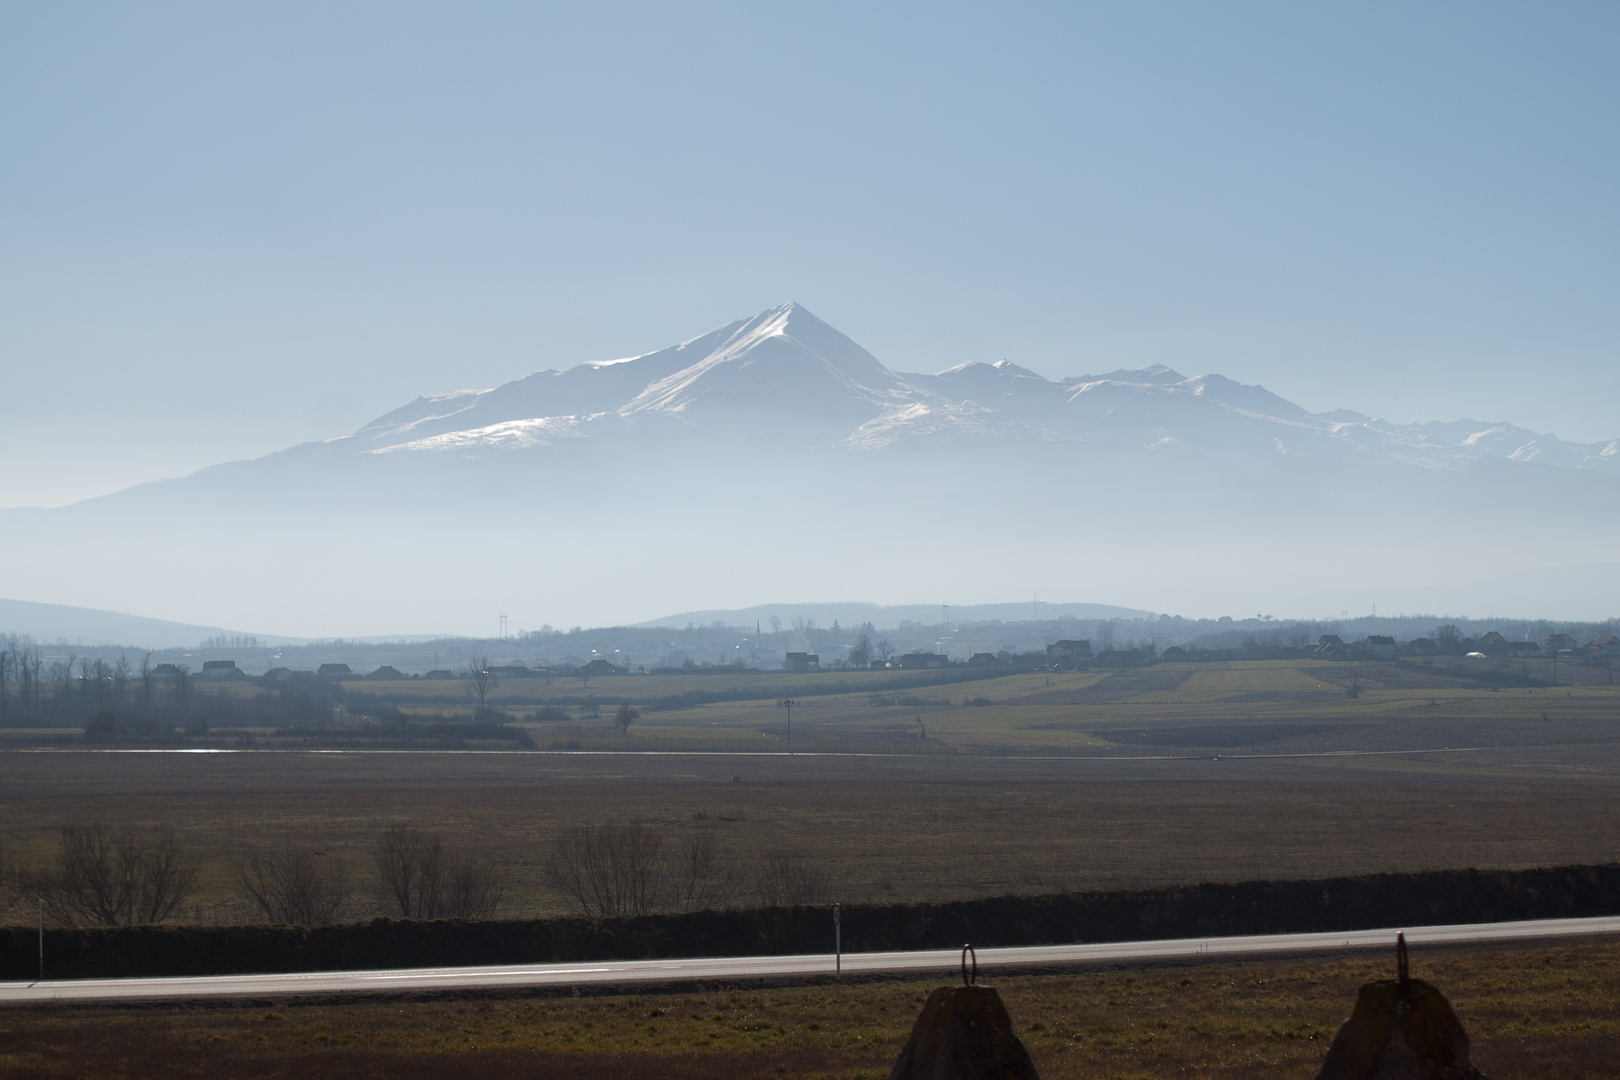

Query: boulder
[887,984,1040,1080]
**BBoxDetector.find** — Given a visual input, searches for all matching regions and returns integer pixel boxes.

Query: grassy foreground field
[2,937,1617,1078]
[3,749,1620,923]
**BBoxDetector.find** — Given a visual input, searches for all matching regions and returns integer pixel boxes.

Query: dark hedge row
[5,863,1617,981]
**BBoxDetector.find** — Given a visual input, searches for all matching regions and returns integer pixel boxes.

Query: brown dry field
[2,747,1619,923]
[3,936,1619,1078]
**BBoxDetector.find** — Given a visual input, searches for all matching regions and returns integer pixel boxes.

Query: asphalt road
[4,915,1617,1004]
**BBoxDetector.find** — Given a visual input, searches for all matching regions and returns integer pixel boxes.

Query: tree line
[0,642,342,735]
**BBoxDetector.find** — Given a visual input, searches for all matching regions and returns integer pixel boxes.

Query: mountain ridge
[293,302,1617,477]
[4,303,1617,634]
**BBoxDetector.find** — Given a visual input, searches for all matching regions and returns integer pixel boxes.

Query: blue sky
[3,1,1617,507]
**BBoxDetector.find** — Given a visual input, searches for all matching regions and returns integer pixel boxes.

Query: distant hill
[0,599,302,650]
[638,600,1155,630]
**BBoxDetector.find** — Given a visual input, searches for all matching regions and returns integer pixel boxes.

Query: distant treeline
[3,862,1617,981]
[0,643,344,732]
[0,642,544,742]
[11,613,1616,681]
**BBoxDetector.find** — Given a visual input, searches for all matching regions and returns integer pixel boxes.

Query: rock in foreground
[1315,976,1486,1080]
[888,984,1041,1080]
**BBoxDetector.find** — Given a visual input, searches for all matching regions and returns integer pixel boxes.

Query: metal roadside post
[38,898,43,983]
[834,903,841,981]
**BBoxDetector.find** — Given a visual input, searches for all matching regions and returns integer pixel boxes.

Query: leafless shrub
[449,846,503,919]
[373,824,505,920]
[548,823,667,917]
[755,850,832,907]
[40,825,199,926]
[0,841,16,918]
[670,830,739,912]
[236,849,349,925]
[375,823,442,918]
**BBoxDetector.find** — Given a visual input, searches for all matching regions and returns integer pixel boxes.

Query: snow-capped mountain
[324,302,1616,474]
[5,302,1617,635]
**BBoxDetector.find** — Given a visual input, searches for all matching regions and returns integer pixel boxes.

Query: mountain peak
[617,302,916,430]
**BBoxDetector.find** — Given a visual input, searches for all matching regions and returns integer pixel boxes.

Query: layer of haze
[3,2,1618,509]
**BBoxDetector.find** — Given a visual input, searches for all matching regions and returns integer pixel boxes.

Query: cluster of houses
[174,628,1619,685]
[779,631,1620,673]
[1299,631,1619,663]
[784,650,956,673]
[1042,632,1620,669]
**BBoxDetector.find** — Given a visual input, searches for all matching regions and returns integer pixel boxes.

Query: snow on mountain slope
[323,302,1615,474]
[620,303,925,432]
[352,317,754,452]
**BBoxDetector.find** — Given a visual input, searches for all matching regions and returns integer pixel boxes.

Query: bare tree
[50,656,76,706]
[670,830,737,912]
[85,657,111,708]
[373,824,504,920]
[875,638,895,663]
[374,823,444,918]
[614,702,639,735]
[1434,624,1462,653]
[236,849,350,925]
[463,656,495,714]
[41,825,199,926]
[11,649,25,714]
[443,858,505,920]
[755,850,832,907]
[0,840,16,918]
[113,655,131,703]
[24,650,43,712]
[847,633,873,668]
[139,653,154,707]
[548,823,667,917]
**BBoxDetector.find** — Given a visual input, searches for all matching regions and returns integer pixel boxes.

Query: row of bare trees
[0,646,187,719]
[0,823,506,927]
[236,825,507,923]
[1,823,826,928]
[0,645,45,716]
[546,823,832,917]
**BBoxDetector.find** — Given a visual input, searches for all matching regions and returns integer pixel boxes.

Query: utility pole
[38,898,44,983]
[834,903,841,980]
[780,698,794,754]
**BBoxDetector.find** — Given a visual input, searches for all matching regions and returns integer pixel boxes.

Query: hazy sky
[3,1,1617,508]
